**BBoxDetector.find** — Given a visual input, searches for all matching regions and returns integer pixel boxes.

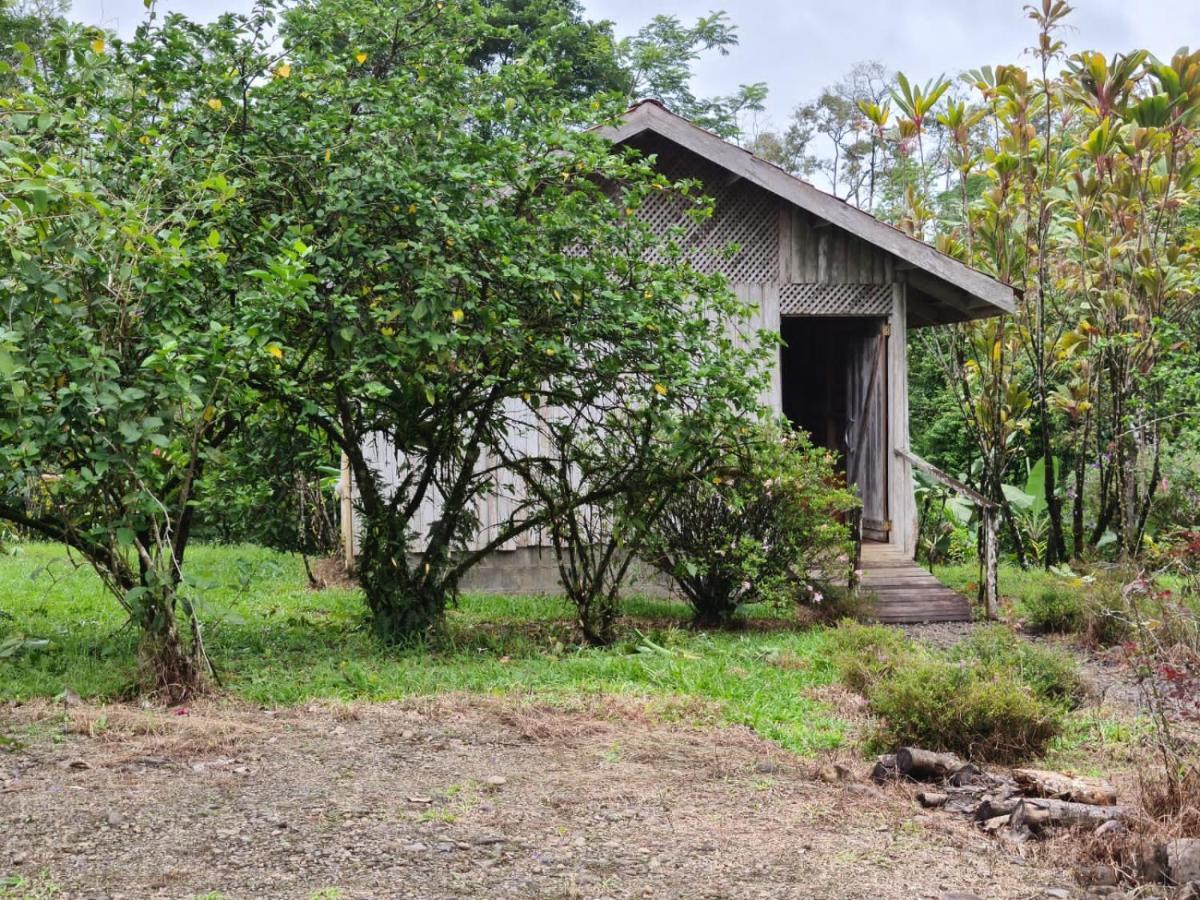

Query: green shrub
[1023,585,1083,634]
[641,422,858,628]
[868,656,1063,762]
[1079,576,1133,647]
[826,620,916,694]
[951,625,1086,708]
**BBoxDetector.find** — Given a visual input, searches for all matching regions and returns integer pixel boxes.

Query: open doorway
[779,316,890,542]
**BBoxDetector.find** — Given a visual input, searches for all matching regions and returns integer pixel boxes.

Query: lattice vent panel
[779,283,893,316]
[636,149,780,283]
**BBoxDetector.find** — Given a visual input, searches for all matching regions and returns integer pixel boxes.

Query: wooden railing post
[895,447,1000,621]
[980,506,998,620]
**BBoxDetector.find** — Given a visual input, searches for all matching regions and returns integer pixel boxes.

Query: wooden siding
[784,208,895,285]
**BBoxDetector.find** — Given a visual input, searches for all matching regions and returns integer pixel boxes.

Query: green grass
[929,559,1059,612]
[0,543,846,755]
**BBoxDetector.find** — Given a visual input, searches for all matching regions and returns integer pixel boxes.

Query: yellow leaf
[202,405,216,422]
[91,37,105,54]
[267,344,284,360]
[544,347,556,356]
[355,52,368,65]
[643,290,652,299]
[139,135,150,145]
[324,148,332,163]
[274,63,292,79]
[207,98,223,111]
[407,203,417,214]
[654,383,667,396]
[380,326,395,337]
[451,308,464,324]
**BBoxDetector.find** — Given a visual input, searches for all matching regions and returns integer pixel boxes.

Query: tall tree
[0,7,266,697]
[617,11,768,139]
[230,0,768,640]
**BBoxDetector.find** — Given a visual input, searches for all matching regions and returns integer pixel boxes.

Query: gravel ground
[1,696,1076,900]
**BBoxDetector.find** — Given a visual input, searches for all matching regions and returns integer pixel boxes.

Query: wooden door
[845,322,889,541]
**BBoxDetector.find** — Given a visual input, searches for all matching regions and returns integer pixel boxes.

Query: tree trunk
[357,513,446,642]
[1072,448,1086,560]
[137,589,201,704]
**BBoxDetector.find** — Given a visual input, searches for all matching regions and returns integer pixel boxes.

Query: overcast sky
[69,0,1199,131]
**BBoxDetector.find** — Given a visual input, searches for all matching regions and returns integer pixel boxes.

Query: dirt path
[2,697,1073,899]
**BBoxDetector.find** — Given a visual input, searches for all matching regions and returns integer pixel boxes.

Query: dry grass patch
[60,702,267,761]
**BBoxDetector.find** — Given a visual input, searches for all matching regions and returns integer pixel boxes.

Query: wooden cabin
[342,100,1015,601]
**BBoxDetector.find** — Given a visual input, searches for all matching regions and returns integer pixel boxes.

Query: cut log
[1017,797,1125,827]
[1166,839,1200,885]
[982,813,1011,832]
[1141,838,1200,886]
[918,791,948,809]
[1012,768,1118,806]
[895,748,966,780]
[973,796,1021,822]
[871,754,898,784]
[949,763,983,787]
[1008,799,1052,835]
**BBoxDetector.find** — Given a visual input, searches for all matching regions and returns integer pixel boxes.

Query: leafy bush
[868,656,1063,762]
[1078,576,1134,648]
[1023,585,1083,634]
[640,423,858,627]
[1017,572,1131,648]
[828,622,1072,762]
[826,621,914,694]
[950,625,1085,708]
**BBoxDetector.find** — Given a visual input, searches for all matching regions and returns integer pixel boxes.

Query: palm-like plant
[891,72,951,227]
[856,98,890,209]
[1065,50,1148,120]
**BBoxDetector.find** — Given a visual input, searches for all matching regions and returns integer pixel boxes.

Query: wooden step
[855,543,973,624]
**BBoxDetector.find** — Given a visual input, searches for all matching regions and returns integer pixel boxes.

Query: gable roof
[596,100,1016,323]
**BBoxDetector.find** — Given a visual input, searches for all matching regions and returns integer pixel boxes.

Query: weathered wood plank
[858,541,972,623]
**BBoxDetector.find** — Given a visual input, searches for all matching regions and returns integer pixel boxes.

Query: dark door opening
[779,316,890,541]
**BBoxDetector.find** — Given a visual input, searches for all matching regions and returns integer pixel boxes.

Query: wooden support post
[896,446,1000,620]
[980,506,998,619]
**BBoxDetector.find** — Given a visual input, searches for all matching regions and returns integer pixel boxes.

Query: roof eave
[596,101,1017,319]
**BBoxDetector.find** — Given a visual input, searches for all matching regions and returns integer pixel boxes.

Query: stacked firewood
[872,747,1124,842]
[872,748,1200,889]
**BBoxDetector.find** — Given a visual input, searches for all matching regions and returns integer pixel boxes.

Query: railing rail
[895,447,999,619]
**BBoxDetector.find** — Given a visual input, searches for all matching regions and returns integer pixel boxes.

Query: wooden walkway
[859,542,973,624]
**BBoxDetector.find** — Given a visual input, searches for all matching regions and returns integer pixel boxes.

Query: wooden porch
[860,541,973,624]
